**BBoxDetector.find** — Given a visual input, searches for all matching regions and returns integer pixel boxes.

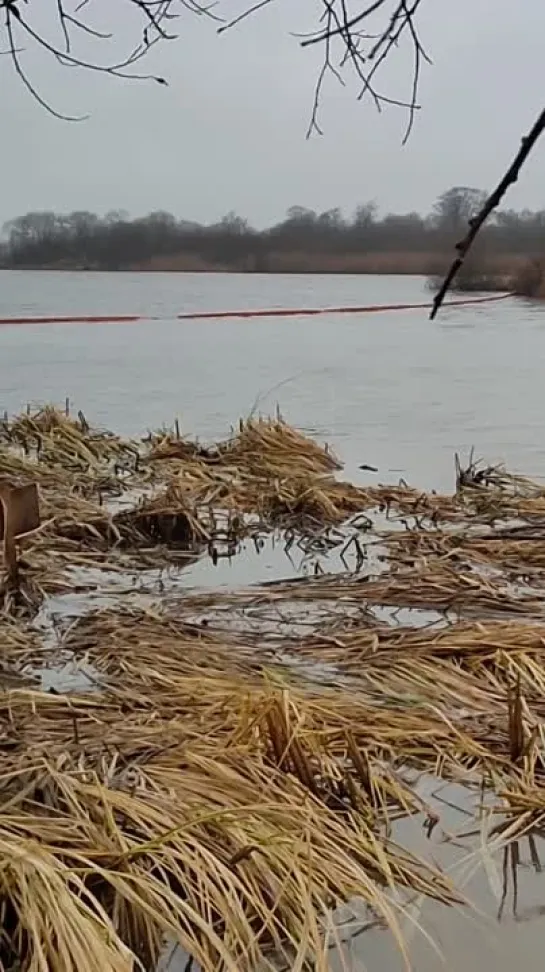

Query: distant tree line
[2,187,545,274]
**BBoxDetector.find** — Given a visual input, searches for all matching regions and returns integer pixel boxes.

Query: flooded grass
[4,406,545,969]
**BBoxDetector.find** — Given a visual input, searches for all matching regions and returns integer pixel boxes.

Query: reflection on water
[3,270,545,969]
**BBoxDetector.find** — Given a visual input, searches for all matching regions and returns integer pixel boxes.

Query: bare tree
[432,188,487,237]
[5,195,545,274]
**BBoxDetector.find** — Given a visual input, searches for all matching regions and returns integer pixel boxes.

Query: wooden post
[0,481,40,589]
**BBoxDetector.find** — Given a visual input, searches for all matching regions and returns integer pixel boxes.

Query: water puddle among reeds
[156,776,545,972]
[350,784,545,972]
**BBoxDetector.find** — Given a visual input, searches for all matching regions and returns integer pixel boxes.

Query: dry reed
[0,670,461,972]
[4,407,545,968]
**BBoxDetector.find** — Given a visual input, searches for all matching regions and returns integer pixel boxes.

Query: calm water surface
[2,270,545,970]
[1,270,545,493]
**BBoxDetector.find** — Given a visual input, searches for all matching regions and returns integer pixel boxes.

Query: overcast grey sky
[2,0,545,227]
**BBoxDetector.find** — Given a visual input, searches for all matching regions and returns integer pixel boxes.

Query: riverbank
[1,250,527,278]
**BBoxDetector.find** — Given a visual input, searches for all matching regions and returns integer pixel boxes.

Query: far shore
[0,250,526,278]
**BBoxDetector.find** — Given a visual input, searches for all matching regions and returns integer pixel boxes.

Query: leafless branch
[399,0,431,143]
[430,105,545,320]
[0,0,178,117]
[306,1,345,137]
[181,0,221,17]
[217,0,270,34]
[63,13,112,41]
[1,0,429,132]
[18,16,162,76]
[4,5,88,120]
[304,0,389,45]
[281,0,426,130]
[56,0,70,52]
[296,0,428,136]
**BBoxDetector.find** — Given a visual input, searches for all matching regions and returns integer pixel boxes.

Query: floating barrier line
[0,314,143,326]
[176,292,513,320]
[0,292,513,327]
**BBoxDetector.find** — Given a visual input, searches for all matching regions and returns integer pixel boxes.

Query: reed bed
[0,676,462,972]
[380,527,545,582]
[58,608,545,781]
[0,408,380,601]
[148,416,343,476]
[5,405,545,601]
[0,405,140,496]
[144,416,375,537]
[4,407,545,967]
[0,616,41,690]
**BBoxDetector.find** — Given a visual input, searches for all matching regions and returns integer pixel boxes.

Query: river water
[1,270,544,495]
[2,270,545,970]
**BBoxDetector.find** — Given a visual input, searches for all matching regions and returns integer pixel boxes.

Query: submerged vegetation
[3,406,545,968]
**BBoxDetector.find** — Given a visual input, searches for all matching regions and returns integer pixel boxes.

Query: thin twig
[217,0,271,34]
[2,0,175,115]
[302,0,426,135]
[306,2,345,138]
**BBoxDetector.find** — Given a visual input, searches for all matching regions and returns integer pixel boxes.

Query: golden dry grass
[0,664,462,972]
[4,408,545,968]
[0,409,378,606]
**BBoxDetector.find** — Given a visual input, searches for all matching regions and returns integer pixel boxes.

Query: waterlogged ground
[2,270,545,970]
[35,569,545,972]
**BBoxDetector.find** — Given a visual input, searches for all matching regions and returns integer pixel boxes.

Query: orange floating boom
[0,292,513,327]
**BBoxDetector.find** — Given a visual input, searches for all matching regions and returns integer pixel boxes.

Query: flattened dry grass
[0,408,378,607]
[6,405,545,607]
[6,408,545,966]
[55,608,545,810]
[0,674,460,972]
[249,560,544,618]
[0,617,40,690]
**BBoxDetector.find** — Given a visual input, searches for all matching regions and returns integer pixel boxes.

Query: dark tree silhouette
[432,188,487,236]
[3,192,545,282]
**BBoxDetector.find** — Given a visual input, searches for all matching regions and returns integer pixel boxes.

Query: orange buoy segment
[0,292,513,327]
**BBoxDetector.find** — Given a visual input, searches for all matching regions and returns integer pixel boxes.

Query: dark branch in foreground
[430,105,545,320]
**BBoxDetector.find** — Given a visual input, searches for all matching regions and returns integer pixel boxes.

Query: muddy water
[2,271,545,969]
